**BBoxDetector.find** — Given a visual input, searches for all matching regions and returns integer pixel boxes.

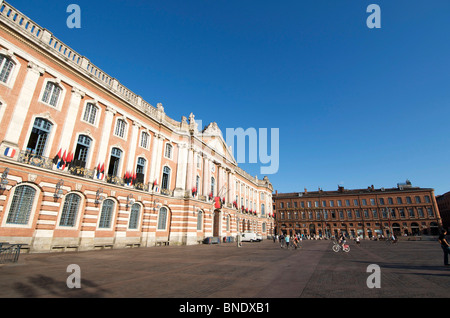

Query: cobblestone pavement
[0,239,448,299]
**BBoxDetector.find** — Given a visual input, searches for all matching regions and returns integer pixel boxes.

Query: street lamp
[54,179,64,199]
[0,168,9,190]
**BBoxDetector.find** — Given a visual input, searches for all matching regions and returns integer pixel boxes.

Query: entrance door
[213,210,220,237]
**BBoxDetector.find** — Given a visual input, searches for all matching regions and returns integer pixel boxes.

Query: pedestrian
[236,231,242,248]
[285,235,290,249]
[293,234,299,249]
[438,230,449,266]
[279,233,284,248]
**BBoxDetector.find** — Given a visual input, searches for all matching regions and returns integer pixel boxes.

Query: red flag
[61,150,67,169]
[52,148,62,165]
[214,197,222,209]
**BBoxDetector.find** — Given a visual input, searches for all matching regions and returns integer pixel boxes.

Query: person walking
[236,231,242,248]
[285,235,290,249]
[438,229,449,266]
[293,234,299,249]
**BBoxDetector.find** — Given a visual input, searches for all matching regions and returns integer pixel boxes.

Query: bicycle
[332,240,350,252]
[288,241,300,250]
[385,238,398,245]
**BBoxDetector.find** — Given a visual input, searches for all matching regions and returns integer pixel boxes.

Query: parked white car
[255,233,263,242]
[240,232,257,242]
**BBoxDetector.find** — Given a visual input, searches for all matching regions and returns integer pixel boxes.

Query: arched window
[161,166,171,190]
[197,210,203,231]
[0,55,14,83]
[261,204,265,216]
[59,193,81,227]
[82,103,98,125]
[6,185,36,225]
[42,81,62,107]
[107,147,122,178]
[135,157,146,183]
[210,177,215,196]
[99,199,115,228]
[158,206,168,230]
[128,203,141,229]
[196,175,200,191]
[73,134,92,168]
[26,117,53,156]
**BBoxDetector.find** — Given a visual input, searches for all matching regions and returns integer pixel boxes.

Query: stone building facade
[436,191,450,232]
[0,1,274,252]
[273,181,442,239]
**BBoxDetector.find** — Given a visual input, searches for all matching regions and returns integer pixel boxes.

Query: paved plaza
[0,239,449,299]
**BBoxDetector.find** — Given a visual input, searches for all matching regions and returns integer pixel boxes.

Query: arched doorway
[392,223,401,236]
[309,224,316,236]
[411,222,420,235]
[430,222,439,235]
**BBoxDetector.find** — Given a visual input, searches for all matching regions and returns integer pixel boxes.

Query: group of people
[274,233,302,249]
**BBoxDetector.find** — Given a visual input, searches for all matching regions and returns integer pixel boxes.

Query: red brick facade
[273,182,442,239]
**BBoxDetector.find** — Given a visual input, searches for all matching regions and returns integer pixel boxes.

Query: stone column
[174,143,188,197]
[185,147,195,194]
[152,135,164,185]
[2,62,44,157]
[94,106,116,175]
[125,121,141,174]
[202,155,208,197]
[57,87,85,151]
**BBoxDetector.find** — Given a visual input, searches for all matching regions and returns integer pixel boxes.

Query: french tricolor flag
[4,147,16,158]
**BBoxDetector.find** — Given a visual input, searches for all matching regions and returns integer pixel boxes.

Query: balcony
[16,150,150,192]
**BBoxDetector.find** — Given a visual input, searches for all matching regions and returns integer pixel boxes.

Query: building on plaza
[0,1,274,253]
[273,181,442,239]
[436,191,450,231]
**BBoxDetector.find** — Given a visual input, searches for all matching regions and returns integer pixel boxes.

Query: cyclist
[391,233,398,244]
[338,233,347,249]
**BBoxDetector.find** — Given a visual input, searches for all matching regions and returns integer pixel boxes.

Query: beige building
[0,1,274,252]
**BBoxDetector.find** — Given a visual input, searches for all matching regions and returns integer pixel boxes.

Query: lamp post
[0,168,9,190]
[54,179,64,199]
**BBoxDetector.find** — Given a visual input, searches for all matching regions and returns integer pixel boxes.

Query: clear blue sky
[8,0,450,195]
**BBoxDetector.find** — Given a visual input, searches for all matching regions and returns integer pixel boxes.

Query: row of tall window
[2,55,264,198]
[278,195,433,209]
[279,207,436,221]
[23,117,173,189]
[4,184,172,230]
[4,184,240,233]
